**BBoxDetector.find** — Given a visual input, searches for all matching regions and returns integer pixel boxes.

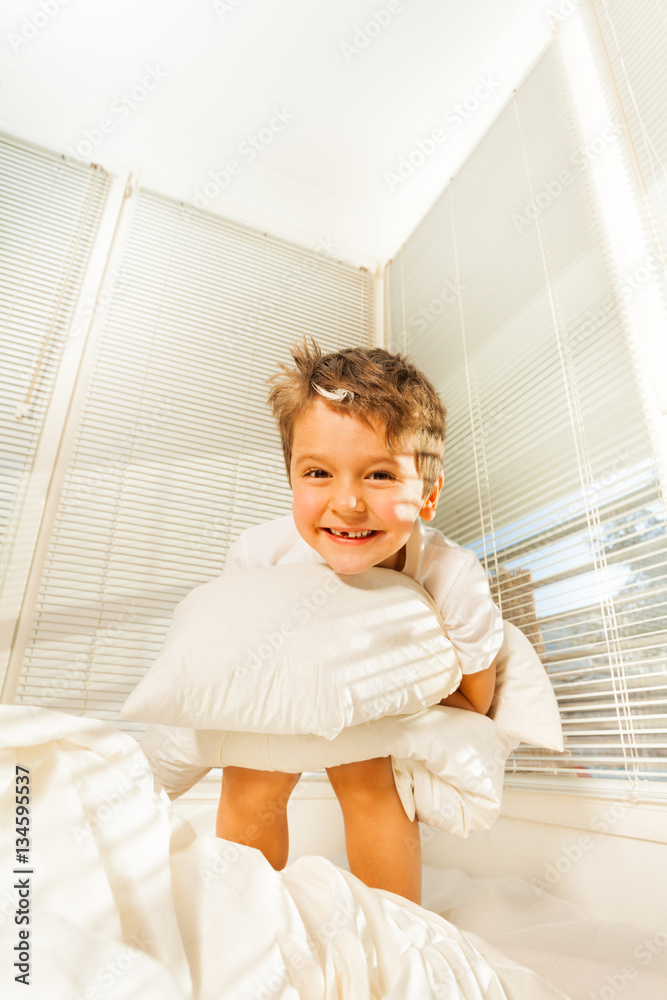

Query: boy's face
[289,398,444,575]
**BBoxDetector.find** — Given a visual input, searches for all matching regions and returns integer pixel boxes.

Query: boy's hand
[439,657,497,716]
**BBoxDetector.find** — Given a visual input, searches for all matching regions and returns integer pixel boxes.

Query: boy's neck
[378,543,406,573]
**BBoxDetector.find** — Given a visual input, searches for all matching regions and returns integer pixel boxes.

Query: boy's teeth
[328,528,375,538]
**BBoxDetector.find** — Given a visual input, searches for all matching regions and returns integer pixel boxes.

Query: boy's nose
[332,492,365,514]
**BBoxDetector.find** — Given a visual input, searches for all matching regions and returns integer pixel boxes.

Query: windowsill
[500,783,667,845]
[175,769,667,845]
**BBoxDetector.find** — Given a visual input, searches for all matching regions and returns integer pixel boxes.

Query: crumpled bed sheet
[421,867,667,1000]
[0,705,571,999]
[325,855,667,1000]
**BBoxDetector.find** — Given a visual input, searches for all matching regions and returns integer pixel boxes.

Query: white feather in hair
[312,382,355,402]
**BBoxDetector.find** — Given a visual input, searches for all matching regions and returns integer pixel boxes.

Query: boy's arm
[439,657,497,716]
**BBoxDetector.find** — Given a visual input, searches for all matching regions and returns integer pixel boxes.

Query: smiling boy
[215,338,503,905]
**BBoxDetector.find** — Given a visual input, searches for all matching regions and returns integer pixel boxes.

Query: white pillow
[138,620,565,814]
[488,621,564,751]
[138,620,565,838]
[122,563,462,740]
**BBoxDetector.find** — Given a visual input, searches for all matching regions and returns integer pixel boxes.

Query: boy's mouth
[321,527,380,540]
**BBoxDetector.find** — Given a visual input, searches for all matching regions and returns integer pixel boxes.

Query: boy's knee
[326,756,396,802]
[221,766,301,805]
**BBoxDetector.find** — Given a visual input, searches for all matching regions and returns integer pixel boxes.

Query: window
[385,39,667,791]
[6,187,374,736]
[0,134,109,691]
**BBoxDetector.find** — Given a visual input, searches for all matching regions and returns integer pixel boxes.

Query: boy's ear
[420,472,444,522]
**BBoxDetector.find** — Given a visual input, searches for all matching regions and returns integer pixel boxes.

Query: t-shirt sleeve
[222,533,250,573]
[439,548,504,675]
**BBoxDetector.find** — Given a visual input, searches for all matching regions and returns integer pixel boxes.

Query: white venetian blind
[14,188,374,734]
[386,41,667,788]
[583,0,667,299]
[0,133,109,603]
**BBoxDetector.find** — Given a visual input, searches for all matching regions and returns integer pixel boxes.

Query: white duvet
[140,707,517,839]
[0,705,572,999]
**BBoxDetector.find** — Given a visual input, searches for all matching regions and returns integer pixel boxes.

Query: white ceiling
[0,0,556,266]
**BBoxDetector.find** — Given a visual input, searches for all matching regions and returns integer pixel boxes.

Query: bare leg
[216,766,301,871]
[326,756,422,905]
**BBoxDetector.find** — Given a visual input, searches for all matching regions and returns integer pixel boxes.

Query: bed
[4,705,666,998]
[0,704,576,1000]
[5,566,660,997]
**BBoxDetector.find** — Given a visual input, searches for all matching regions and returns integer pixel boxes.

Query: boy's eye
[302,469,395,480]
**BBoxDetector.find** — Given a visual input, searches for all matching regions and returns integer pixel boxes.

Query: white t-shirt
[223,513,503,676]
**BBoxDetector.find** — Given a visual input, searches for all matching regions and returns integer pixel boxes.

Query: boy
[216,337,503,905]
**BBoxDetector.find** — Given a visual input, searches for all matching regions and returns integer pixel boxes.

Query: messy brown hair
[265,336,447,499]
